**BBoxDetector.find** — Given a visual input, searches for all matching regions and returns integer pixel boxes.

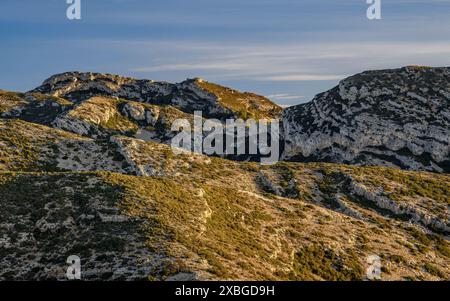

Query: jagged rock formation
[282,66,450,172]
[31,72,281,120]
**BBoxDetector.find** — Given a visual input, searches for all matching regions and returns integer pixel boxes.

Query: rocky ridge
[31,72,281,120]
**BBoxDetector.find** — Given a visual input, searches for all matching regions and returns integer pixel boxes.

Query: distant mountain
[283,66,450,172]
[31,72,282,120]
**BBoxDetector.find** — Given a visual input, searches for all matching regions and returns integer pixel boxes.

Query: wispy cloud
[125,40,450,83]
[262,75,346,81]
[132,63,249,72]
[267,94,305,100]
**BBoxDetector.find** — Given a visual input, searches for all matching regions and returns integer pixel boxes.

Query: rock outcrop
[282,66,450,172]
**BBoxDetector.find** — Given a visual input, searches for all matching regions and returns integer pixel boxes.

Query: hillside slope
[0,119,448,280]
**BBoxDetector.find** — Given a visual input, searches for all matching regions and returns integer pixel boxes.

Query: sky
[1,0,450,106]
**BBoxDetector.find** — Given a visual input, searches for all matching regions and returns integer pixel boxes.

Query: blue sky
[1,0,450,106]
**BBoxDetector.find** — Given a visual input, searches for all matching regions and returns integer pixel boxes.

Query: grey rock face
[32,72,173,104]
[282,66,450,172]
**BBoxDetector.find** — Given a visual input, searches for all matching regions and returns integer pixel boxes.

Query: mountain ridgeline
[31,72,282,120]
[5,66,450,172]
